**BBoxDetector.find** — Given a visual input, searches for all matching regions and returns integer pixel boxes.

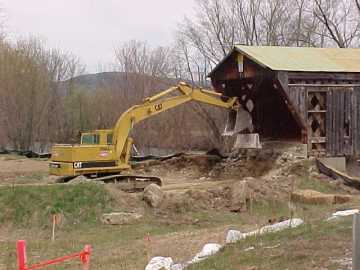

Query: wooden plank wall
[355,87,360,156]
[326,87,354,156]
[287,85,358,157]
[286,86,307,123]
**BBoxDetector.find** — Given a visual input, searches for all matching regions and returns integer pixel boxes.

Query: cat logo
[154,103,163,111]
[73,162,82,169]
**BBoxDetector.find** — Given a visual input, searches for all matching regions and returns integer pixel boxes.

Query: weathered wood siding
[355,87,360,156]
[286,85,307,123]
[286,84,360,157]
[327,87,353,156]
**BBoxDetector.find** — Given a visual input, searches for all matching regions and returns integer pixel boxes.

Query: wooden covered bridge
[209,45,360,157]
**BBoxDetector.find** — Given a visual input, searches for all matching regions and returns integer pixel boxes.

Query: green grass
[296,176,336,193]
[188,218,352,270]
[0,175,354,270]
[286,159,338,194]
[0,183,112,227]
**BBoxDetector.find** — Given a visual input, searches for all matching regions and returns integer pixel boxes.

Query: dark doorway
[252,80,302,141]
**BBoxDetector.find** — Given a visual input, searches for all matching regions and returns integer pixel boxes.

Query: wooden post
[51,215,56,242]
[353,213,360,270]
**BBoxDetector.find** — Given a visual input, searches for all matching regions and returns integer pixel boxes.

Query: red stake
[17,240,27,270]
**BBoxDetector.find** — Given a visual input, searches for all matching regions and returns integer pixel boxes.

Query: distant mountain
[60,72,180,94]
[67,72,122,92]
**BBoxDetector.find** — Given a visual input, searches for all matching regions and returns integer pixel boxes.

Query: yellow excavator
[49,82,239,191]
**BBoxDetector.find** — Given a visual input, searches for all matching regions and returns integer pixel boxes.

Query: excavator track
[57,174,161,192]
[93,174,162,192]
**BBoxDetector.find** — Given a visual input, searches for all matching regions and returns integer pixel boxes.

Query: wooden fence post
[353,213,360,270]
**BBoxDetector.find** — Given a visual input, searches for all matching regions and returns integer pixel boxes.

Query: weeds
[0,183,111,227]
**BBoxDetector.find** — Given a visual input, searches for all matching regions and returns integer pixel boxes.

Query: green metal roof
[231,45,360,73]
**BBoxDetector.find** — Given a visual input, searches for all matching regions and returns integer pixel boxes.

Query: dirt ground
[0,153,359,269]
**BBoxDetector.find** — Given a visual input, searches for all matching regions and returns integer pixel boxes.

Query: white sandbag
[257,218,304,235]
[226,219,304,244]
[170,263,188,270]
[190,243,222,264]
[145,257,173,270]
[327,209,359,221]
[226,230,244,244]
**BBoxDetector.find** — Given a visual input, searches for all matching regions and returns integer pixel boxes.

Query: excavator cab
[49,130,131,177]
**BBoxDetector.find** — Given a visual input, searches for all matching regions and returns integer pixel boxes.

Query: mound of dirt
[161,179,253,213]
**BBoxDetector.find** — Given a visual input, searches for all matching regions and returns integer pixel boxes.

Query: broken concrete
[233,133,262,149]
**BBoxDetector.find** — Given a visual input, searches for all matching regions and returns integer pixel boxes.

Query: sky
[1,0,195,73]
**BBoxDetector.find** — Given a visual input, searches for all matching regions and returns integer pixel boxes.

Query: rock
[190,243,222,264]
[67,175,90,184]
[230,180,249,212]
[145,257,173,270]
[143,184,164,208]
[226,229,244,244]
[101,212,142,225]
[310,172,321,179]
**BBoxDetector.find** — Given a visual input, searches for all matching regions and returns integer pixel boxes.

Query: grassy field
[188,218,353,270]
[0,184,254,269]
[0,156,358,270]
[0,182,356,270]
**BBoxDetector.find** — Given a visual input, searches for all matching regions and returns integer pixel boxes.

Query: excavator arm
[112,82,239,161]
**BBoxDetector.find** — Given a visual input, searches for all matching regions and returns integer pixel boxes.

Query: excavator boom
[112,82,238,161]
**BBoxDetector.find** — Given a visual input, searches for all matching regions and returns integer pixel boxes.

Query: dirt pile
[136,150,359,214]
[134,154,221,180]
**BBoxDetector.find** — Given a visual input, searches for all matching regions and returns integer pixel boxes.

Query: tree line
[0,0,359,152]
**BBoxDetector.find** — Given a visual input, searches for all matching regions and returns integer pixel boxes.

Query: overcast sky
[1,0,195,73]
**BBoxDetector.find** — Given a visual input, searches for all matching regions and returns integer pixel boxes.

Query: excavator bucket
[223,107,262,149]
[223,107,253,136]
[233,133,262,149]
[223,110,238,136]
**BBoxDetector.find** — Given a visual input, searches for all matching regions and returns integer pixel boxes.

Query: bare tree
[0,36,85,150]
[313,0,360,48]
[356,0,360,13]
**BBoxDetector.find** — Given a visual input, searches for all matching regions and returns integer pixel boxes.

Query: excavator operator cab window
[107,133,113,145]
[81,134,100,145]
